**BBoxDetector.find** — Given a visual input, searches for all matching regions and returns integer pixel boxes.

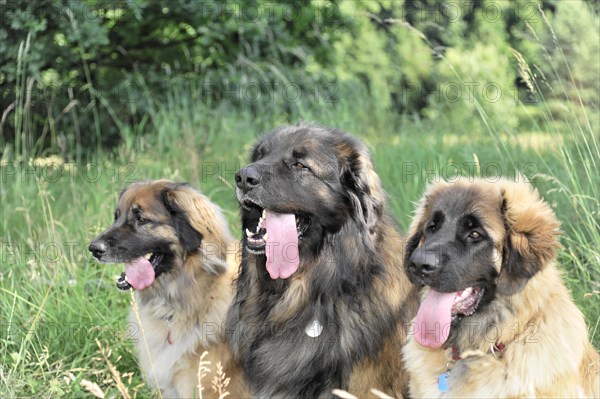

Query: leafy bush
[0,0,347,158]
[0,0,597,159]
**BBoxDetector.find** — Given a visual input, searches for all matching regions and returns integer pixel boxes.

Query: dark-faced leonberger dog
[226,123,419,398]
[89,180,248,398]
[402,177,599,398]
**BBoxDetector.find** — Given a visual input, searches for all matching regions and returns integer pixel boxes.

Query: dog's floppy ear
[497,180,561,295]
[339,138,386,237]
[161,183,203,252]
[161,182,233,275]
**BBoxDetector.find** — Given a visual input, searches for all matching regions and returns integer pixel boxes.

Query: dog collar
[449,342,506,361]
[438,343,506,392]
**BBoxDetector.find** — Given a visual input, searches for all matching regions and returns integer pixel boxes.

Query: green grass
[1,87,598,397]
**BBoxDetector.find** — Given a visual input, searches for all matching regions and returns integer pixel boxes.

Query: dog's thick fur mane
[227,125,418,398]
[115,181,247,398]
[403,178,599,398]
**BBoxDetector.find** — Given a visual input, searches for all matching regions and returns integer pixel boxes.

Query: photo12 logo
[1,241,93,265]
[193,81,338,105]
[406,320,540,345]
[399,81,539,105]
[399,1,543,24]
[1,160,138,184]
[197,2,340,24]
[399,161,539,183]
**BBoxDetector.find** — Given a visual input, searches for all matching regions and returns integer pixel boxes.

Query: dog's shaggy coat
[403,178,599,398]
[226,124,418,398]
[89,180,248,398]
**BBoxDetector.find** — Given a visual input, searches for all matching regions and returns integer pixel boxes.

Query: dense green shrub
[0,0,597,159]
[0,0,347,158]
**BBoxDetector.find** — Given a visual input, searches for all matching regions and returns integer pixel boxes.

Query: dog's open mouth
[245,208,310,254]
[414,286,484,349]
[451,286,483,318]
[243,201,310,279]
[116,252,164,291]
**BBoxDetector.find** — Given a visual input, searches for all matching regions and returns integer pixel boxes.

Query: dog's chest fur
[227,222,413,398]
[129,271,234,398]
[403,267,599,398]
[129,300,194,395]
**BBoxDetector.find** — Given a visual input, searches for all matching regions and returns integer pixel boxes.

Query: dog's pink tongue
[414,289,456,348]
[264,211,299,279]
[124,257,155,290]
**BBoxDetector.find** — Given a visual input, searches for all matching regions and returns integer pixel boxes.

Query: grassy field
[1,88,599,397]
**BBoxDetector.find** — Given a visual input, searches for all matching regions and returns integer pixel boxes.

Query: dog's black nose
[89,241,107,260]
[409,249,440,275]
[235,165,261,191]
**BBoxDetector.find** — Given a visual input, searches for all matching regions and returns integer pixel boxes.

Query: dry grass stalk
[211,361,231,399]
[332,388,396,399]
[129,289,162,398]
[510,48,536,95]
[95,339,131,399]
[196,351,211,399]
[80,378,106,398]
[370,388,396,398]
[332,389,358,399]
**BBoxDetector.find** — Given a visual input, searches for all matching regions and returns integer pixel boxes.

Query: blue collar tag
[438,372,449,392]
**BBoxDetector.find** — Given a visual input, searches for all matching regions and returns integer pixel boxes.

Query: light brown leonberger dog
[402,177,599,398]
[226,123,419,398]
[89,180,248,398]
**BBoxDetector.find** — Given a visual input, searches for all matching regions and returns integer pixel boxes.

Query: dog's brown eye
[293,162,307,169]
[469,231,480,239]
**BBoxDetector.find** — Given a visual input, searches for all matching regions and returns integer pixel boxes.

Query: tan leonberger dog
[402,177,599,398]
[226,123,419,398]
[89,180,248,398]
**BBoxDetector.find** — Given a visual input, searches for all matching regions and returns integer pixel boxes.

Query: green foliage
[2,0,599,159]
[0,0,348,158]
[540,0,600,107]
[424,41,519,132]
